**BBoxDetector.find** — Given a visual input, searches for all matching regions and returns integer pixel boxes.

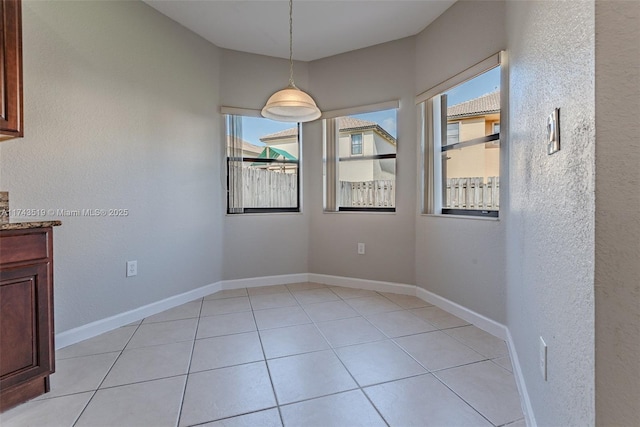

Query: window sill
[421,213,500,222]
[226,211,304,217]
[324,210,396,215]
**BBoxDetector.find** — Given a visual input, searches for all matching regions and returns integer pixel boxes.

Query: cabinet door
[0,263,53,389]
[0,0,23,138]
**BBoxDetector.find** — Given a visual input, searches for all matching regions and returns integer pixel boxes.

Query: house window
[447,122,460,145]
[418,53,503,217]
[225,113,300,214]
[351,133,363,155]
[323,103,398,212]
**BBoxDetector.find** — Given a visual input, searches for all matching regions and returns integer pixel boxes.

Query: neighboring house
[226,135,262,161]
[259,117,396,182]
[249,128,297,174]
[338,117,396,182]
[259,127,299,159]
[445,90,500,181]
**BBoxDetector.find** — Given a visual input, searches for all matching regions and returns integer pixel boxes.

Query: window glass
[447,122,460,145]
[351,134,363,155]
[422,64,501,217]
[226,115,300,213]
[324,107,397,211]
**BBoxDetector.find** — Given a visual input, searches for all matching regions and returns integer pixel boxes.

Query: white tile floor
[0,283,525,427]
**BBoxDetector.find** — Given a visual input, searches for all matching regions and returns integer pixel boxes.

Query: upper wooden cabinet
[0,0,23,139]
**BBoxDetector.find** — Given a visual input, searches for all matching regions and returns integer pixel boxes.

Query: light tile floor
[1,283,525,427]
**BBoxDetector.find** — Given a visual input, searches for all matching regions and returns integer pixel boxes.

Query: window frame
[322,100,399,213]
[350,133,363,156]
[417,52,505,218]
[224,111,302,215]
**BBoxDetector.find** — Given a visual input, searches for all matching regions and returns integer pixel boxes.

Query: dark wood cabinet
[0,0,23,139]
[0,227,55,412]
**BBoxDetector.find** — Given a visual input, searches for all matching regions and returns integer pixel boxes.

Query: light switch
[547,108,560,155]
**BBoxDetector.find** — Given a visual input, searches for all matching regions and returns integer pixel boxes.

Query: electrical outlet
[539,336,547,381]
[357,243,365,255]
[126,260,137,277]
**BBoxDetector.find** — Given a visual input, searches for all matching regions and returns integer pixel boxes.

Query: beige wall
[4,4,636,425]
[307,37,417,285]
[594,1,640,425]
[0,0,223,332]
[506,0,595,425]
[415,0,507,325]
[220,49,311,280]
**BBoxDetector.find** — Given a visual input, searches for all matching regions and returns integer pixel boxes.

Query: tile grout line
[360,301,510,426]
[35,284,520,427]
[175,297,205,427]
[70,319,145,427]
[296,288,392,427]
[430,366,499,427]
[246,288,287,427]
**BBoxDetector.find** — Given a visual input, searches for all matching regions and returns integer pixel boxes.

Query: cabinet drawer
[0,229,51,265]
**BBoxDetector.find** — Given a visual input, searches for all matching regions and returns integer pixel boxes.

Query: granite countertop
[0,221,62,231]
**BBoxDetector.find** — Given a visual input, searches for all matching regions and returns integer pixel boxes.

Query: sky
[445,66,500,106]
[240,116,295,147]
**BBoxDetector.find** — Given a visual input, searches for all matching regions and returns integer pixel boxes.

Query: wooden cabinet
[0,0,23,139]
[0,227,55,412]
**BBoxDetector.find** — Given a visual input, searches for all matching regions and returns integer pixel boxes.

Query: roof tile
[447,91,500,119]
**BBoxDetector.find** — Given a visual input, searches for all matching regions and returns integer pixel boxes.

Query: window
[447,122,460,145]
[418,53,503,217]
[323,102,398,212]
[225,113,300,214]
[351,133,363,155]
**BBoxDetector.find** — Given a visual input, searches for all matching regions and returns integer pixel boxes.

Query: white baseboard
[55,281,221,350]
[415,287,508,341]
[308,273,415,295]
[220,273,309,290]
[53,271,534,427]
[506,329,537,427]
[54,272,534,424]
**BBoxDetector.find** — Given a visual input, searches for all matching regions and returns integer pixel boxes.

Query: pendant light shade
[262,84,321,122]
[261,0,321,123]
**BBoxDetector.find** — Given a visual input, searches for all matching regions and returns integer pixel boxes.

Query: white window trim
[415,53,501,105]
[323,100,399,213]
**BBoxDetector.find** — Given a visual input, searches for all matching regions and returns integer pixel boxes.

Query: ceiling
[143,0,456,62]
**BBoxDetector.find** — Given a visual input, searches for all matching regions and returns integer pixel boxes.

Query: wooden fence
[235,169,496,211]
[237,167,298,208]
[339,180,395,208]
[445,177,499,210]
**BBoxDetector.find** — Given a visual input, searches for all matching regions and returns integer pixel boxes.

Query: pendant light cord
[288,0,295,87]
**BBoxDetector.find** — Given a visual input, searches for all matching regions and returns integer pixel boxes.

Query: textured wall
[0,1,223,332]
[506,1,595,425]
[306,37,417,285]
[219,49,311,280]
[594,1,640,425]
[414,0,507,324]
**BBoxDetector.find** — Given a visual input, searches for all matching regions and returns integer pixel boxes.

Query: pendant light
[261,0,321,122]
